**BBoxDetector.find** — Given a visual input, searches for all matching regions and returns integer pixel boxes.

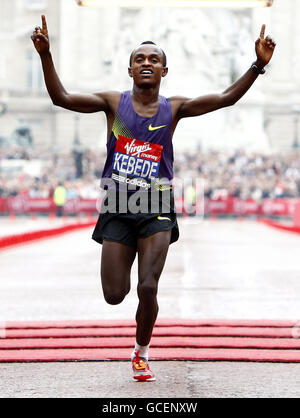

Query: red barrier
[260,199,298,217]
[3,197,99,215]
[0,221,96,250]
[293,201,300,227]
[205,197,298,216]
[1,196,300,216]
[259,218,300,235]
[0,198,7,212]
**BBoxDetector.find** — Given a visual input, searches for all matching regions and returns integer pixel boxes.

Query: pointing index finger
[41,15,47,32]
[260,24,266,39]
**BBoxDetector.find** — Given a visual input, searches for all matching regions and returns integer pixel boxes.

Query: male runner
[32,15,275,382]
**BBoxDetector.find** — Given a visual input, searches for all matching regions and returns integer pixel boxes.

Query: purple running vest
[101,90,173,190]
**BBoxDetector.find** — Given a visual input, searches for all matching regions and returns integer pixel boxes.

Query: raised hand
[255,24,276,68]
[31,15,50,55]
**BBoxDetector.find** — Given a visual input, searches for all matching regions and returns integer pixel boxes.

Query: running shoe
[132,350,156,382]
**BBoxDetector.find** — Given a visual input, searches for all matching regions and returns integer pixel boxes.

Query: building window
[27,50,44,92]
[25,0,47,10]
[0,0,13,32]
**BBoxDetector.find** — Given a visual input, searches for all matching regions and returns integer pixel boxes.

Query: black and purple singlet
[101,90,174,191]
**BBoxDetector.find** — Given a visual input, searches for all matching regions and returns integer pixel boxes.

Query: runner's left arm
[175,25,276,119]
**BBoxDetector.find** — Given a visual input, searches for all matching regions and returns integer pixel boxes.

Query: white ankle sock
[131,343,150,361]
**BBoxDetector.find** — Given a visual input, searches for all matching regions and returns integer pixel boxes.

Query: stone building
[0,0,297,152]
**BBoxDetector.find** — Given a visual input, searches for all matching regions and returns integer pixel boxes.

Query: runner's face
[129,45,167,88]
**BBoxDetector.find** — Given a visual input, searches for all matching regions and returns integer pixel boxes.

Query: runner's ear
[162,67,168,77]
[128,67,133,78]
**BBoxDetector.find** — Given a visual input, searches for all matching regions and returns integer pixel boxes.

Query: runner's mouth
[140,70,153,75]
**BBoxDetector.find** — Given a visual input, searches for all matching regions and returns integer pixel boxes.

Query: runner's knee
[101,271,131,305]
[103,290,126,305]
[137,280,158,301]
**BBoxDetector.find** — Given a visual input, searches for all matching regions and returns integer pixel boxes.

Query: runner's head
[128,41,168,88]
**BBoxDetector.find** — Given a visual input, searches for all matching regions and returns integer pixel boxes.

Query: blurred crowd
[174,149,300,201]
[1,144,300,201]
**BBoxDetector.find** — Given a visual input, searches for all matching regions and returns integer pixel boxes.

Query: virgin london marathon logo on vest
[111,135,163,190]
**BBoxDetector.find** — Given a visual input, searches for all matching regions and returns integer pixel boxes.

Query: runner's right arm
[31,15,110,114]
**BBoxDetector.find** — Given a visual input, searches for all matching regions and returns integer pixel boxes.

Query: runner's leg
[101,240,136,305]
[135,230,171,346]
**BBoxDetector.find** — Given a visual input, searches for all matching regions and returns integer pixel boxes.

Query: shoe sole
[133,376,156,382]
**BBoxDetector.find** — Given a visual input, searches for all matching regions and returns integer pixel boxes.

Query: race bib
[111,135,163,190]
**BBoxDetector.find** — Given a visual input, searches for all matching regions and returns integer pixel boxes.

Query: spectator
[53,182,67,217]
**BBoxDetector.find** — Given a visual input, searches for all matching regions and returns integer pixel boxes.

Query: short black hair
[129,41,167,67]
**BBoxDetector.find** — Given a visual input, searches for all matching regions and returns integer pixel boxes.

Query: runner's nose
[143,57,152,66]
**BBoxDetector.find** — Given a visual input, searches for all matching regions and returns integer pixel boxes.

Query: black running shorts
[92,190,179,248]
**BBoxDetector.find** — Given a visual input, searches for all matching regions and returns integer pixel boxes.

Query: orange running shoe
[132,350,156,382]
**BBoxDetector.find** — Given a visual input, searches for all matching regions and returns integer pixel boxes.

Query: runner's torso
[102,90,174,191]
